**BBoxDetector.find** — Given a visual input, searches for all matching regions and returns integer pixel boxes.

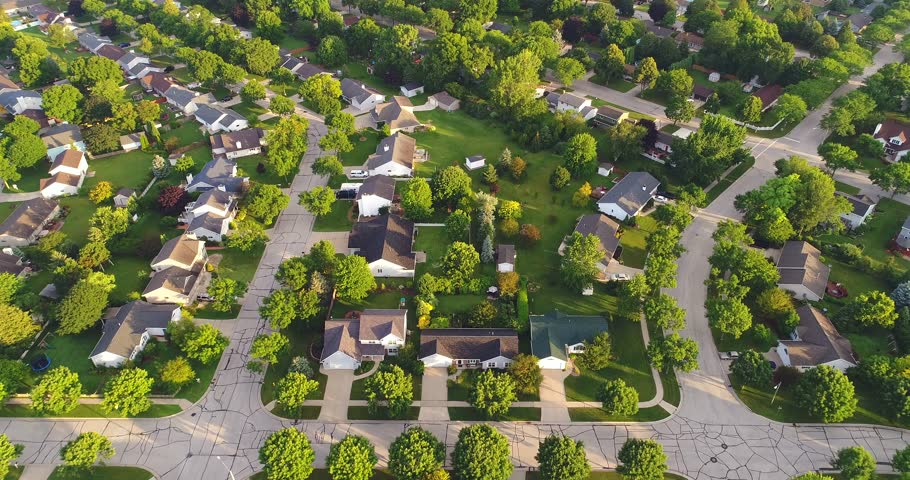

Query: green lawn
[448,406,541,421]
[278,35,311,52]
[252,470,396,480]
[231,101,269,122]
[413,226,450,267]
[36,326,110,395]
[48,466,154,480]
[237,155,290,187]
[568,405,671,422]
[214,245,265,284]
[4,466,22,480]
[331,291,405,318]
[260,324,326,407]
[348,405,420,420]
[86,150,156,192]
[618,215,659,269]
[144,342,220,402]
[163,121,205,148]
[58,196,95,245]
[339,62,399,96]
[271,405,321,419]
[313,201,354,232]
[527,472,686,480]
[821,198,910,267]
[0,403,181,418]
[10,163,47,192]
[564,316,656,402]
[448,369,539,401]
[834,180,861,195]
[340,130,382,166]
[106,256,153,306]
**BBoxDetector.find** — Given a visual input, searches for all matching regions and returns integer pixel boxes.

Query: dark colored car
[164,66,175,73]
[220,95,233,102]
[118,42,131,48]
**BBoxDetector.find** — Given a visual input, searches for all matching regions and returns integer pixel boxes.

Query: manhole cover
[721,443,728,449]
[710,457,718,463]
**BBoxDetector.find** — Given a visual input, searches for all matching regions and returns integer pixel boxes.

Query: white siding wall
[537,357,566,370]
[91,352,128,368]
[368,162,411,177]
[322,351,360,369]
[597,203,631,221]
[779,283,821,302]
[420,353,452,368]
[369,259,414,278]
[358,195,392,217]
[497,262,514,273]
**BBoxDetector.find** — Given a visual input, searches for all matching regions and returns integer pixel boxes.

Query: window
[468,359,477,365]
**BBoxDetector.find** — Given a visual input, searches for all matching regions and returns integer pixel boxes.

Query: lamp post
[216,456,236,480]
[770,381,782,405]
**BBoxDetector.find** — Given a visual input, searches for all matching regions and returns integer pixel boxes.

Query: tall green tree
[388,427,446,480]
[334,255,376,301]
[56,272,114,335]
[833,446,876,480]
[469,369,517,418]
[259,428,315,480]
[30,366,81,415]
[101,368,154,416]
[795,365,857,423]
[363,364,413,418]
[561,232,603,293]
[536,435,591,480]
[60,432,114,471]
[452,424,512,480]
[401,177,434,221]
[598,378,639,416]
[617,439,668,480]
[327,435,378,480]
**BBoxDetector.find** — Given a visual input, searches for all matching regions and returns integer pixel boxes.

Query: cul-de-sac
[0,0,909,478]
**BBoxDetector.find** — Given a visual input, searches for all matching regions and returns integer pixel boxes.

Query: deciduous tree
[60,432,113,471]
[327,435,377,480]
[730,350,773,388]
[388,427,445,480]
[259,428,315,480]
[101,368,153,416]
[275,372,320,416]
[0,304,38,347]
[401,177,434,221]
[536,435,591,480]
[560,232,602,292]
[795,365,856,423]
[576,332,612,370]
[452,424,512,480]
[833,446,876,480]
[250,332,289,364]
[470,369,517,418]
[617,439,667,480]
[364,364,413,418]
[334,255,376,301]
[30,366,81,415]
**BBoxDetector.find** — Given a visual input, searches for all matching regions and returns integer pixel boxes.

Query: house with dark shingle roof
[281,55,330,81]
[341,78,386,111]
[372,96,422,134]
[594,106,628,126]
[89,301,181,368]
[0,198,59,247]
[77,31,111,53]
[559,214,621,276]
[193,104,248,133]
[597,172,660,221]
[145,235,208,304]
[96,43,127,62]
[186,157,249,194]
[497,244,516,273]
[321,309,408,369]
[348,214,417,277]
[183,189,236,242]
[776,241,830,302]
[692,84,715,102]
[752,84,783,112]
[0,89,42,115]
[873,119,910,162]
[366,133,418,177]
[210,128,266,159]
[419,328,519,369]
[776,305,856,372]
[530,311,608,370]
[836,192,875,230]
[428,91,460,112]
[356,175,396,217]
[40,124,85,161]
[164,85,203,114]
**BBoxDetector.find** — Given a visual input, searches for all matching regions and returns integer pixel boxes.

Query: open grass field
[215,244,265,284]
[35,326,110,395]
[619,215,659,269]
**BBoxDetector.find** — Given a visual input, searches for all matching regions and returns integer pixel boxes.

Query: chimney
[383,145,390,152]
[236,141,242,149]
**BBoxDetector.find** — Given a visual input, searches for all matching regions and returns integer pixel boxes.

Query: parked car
[654,195,668,203]
[611,273,630,281]
[118,42,131,48]
[220,95,233,102]
[719,351,741,360]
[349,170,369,178]
[164,66,175,73]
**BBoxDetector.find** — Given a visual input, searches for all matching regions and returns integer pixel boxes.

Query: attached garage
[321,351,360,370]
[537,356,567,370]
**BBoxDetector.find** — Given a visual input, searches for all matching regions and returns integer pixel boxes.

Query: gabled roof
[143,266,200,297]
[143,72,175,95]
[40,171,81,190]
[115,188,136,199]
[280,55,306,71]
[0,252,26,276]
[210,128,265,153]
[835,192,875,217]
[402,82,423,91]
[373,97,421,131]
[77,31,110,52]
[164,85,199,108]
[187,212,229,235]
[780,306,855,367]
[41,124,83,148]
[190,157,246,193]
[0,89,41,111]
[0,198,58,241]
[419,328,519,361]
[596,105,625,120]
[358,309,406,341]
[530,311,608,361]
[356,174,396,202]
[497,244,516,265]
[120,133,143,146]
[50,149,85,171]
[321,319,360,361]
[0,74,19,91]
[752,84,783,108]
[573,214,620,263]
[348,214,416,269]
[874,119,910,152]
[366,133,416,170]
[597,172,661,216]
[645,21,675,38]
[90,301,178,358]
[151,235,205,269]
[118,51,143,67]
[693,84,714,99]
[194,188,233,211]
[193,104,226,125]
[676,31,704,46]
[96,43,127,61]
[341,78,380,104]
[294,63,329,80]
[777,241,830,299]
[430,91,458,107]
[558,93,588,108]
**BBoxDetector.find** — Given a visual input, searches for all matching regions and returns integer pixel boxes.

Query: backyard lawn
[86,150,156,191]
[260,324,326,407]
[834,180,860,195]
[163,121,206,148]
[313,200,354,232]
[618,215,659,269]
[214,245,265,284]
[237,155,290,187]
[341,130,382,166]
[35,326,112,395]
[820,198,910,267]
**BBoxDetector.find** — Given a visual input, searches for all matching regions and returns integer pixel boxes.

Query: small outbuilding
[465,155,486,171]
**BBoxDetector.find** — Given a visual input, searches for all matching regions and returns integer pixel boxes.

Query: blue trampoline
[30,354,51,373]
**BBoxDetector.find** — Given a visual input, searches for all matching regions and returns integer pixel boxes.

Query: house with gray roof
[776,305,856,372]
[419,328,519,369]
[356,174,396,217]
[428,91,460,111]
[281,56,330,81]
[41,124,85,160]
[372,96,422,134]
[836,192,875,230]
[89,301,181,368]
[530,310,608,370]
[164,85,202,114]
[341,78,386,111]
[497,244,516,272]
[183,189,236,242]
[193,104,248,133]
[210,128,266,159]
[77,31,110,53]
[559,214,621,275]
[320,309,408,369]
[555,93,596,120]
[348,214,416,277]
[0,252,27,277]
[0,89,42,115]
[594,106,628,126]
[366,133,418,177]
[776,241,830,302]
[597,172,660,221]
[0,198,59,248]
[186,157,249,193]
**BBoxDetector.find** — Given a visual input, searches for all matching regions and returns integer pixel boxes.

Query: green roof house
[530,311,608,370]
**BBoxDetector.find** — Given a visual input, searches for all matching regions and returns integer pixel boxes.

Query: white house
[465,155,486,171]
[27,4,69,27]
[0,89,42,115]
[836,193,875,230]
[419,329,519,369]
[898,217,910,249]
[150,235,208,272]
[164,85,203,115]
[321,309,407,370]
[210,128,266,159]
[48,149,87,177]
[873,119,910,162]
[183,189,236,242]
[400,82,424,98]
[554,92,597,120]
[598,162,614,177]
[776,305,857,372]
[89,302,181,368]
[530,311,608,370]
[496,244,516,273]
[113,188,135,208]
[41,124,85,161]
[143,266,205,305]
[0,198,59,248]
[39,172,83,198]
[77,31,110,53]
[193,104,248,133]
[356,175,395,217]
[366,133,418,177]
[348,214,416,277]
[776,241,830,302]
[341,78,386,111]
[596,172,660,221]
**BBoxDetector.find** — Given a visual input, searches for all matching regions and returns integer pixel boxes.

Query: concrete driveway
[539,370,570,422]
[418,367,449,421]
[318,369,353,422]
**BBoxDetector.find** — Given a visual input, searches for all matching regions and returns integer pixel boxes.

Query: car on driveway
[118,42,131,48]
[719,351,740,360]
[611,273,630,281]
[349,170,369,178]
[220,95,233,102]
[654,195,668,203]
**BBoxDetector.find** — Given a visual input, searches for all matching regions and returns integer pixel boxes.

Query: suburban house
[348,214,417,277]
[96,43,126,62]
[341,78,386,111]
[320,309,408,369]
[530,311,609,370]
[39,172,83,198]
[654,131,676,153]
[89,302,182,368]
[118,51,159,80]
[496,244,516,273]
[644,21,675,38]
[77,31,110,53]
[428,91,460,112]
[752,84,784,111]
[119,133,144,151]
[419,328,519,369]
[372,96,422,134]
[193,104,248,133]
[27,4,69,26]
[356,175,396,217]
[164,85,204,115]
[19,109,50,129]
[676,32,704,51]
[366,133,420,177]
[48,149,88,177]
[873,119,910,162]
[182,189,236,241]
[113,188,135,208]
[143,261,206,305]
[598,163,614,177]
[692,84,715,102]
[0,252,28,277]
[280,56,330,81]
[0,198,59,247]
[150,235,208,272]
[210,128,266,159]
[836,193,875,230]
[776,305,857,372]
[41,124,85,161]
[0,89,42,115]
[559,213,621,275]
[898,216,910,249]
[141,72,176,96]
[849,12,873,32]
[465,155,486,170]
[593,106,628,127]
[400,82,424,97]
[597,172,661,221]
[776,241,830,302]
[186,157,249,193]
[548,92,597,120]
